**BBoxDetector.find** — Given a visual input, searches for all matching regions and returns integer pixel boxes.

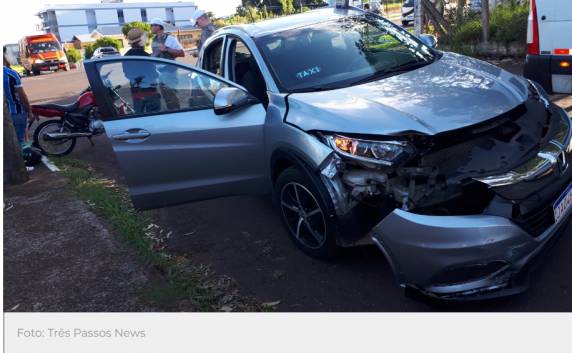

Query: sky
[0,0,241,44]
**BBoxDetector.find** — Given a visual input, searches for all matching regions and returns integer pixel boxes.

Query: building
[70,25,202,52]
[71,27,126,50]
[37,1,199,42]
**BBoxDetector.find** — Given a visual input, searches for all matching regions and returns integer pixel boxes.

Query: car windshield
[255,14,436,93]
[403,0,415,6]
[100,48,117,53]
[30,41,61,54]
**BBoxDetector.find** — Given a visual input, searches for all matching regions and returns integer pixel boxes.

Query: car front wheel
[275,166,339,259]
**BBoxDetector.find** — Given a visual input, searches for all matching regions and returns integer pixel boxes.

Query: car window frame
[224,35,268,96]
[85,56,251,122]
[202,35,227,77]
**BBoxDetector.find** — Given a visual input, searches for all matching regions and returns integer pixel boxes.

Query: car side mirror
[419,34,438,49]
[214,87,258,115]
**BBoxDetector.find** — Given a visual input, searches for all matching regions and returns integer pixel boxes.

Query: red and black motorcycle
[31,87,103,156]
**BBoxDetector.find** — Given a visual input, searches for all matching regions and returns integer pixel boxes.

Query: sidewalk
[3,165,155,311]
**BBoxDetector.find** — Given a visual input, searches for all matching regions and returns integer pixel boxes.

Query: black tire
[33,69,40,76]
[33,120,76,156]
[402,21,409,26]
[274,166,339,259]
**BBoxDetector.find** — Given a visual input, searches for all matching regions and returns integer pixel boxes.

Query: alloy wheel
[280,182,327,249]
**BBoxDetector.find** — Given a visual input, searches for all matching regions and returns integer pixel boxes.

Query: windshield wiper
[350,60,430,87]
[290,85,340,93]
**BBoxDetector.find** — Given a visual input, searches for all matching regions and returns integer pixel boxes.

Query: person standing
[3,50,33,144]
[149,18,184,110]
[189,10,217,57]
[124,27,150,57]
[123,28,161,114]
[149,18,185,59]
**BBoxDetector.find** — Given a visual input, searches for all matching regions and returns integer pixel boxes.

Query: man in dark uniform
[189,10,217,58]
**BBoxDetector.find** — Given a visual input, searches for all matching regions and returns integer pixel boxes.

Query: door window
[228,38,267,103]
[203,38,224,76]
[97,60,228,118]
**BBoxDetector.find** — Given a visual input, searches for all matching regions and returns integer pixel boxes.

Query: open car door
[84,56,267,209]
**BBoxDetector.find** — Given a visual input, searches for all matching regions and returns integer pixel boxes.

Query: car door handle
[112,129,151,141]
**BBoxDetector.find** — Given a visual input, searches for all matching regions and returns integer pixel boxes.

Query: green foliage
[84,37,122,59]
[122,21,152,38]
[280,0,295,15]
[452,19,482,44]
[65,47,81,64]
[490,3,529,44]
[450,2,530,45]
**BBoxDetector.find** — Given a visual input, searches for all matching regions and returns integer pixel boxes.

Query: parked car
[467,0,482,13]
[524,0,572,94]
[401,0,415,26]
[83,7,572,300]
[91,46,119,59]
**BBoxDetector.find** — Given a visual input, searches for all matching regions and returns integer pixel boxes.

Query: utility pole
[414,0,424,36]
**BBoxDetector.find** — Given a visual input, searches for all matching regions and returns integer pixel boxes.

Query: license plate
[50,65,58,70]
[554,183,572,224]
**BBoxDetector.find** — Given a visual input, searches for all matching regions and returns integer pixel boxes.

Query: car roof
[221,7,365,38]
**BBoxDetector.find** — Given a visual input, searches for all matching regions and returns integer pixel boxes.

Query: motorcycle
[31,87,103,156]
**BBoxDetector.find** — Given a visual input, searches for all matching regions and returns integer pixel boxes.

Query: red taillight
[528,0,540,55]
[554,49,571,55]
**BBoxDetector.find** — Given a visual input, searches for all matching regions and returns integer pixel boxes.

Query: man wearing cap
[122,28,161,114]
[149,18,185,60]
[148,18,184,110]
[189,10,217,57]
[125,28,150,57]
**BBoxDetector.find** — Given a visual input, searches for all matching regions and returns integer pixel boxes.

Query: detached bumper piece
[371,105,572,301]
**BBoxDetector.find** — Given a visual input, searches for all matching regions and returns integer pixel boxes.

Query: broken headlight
[325,134,409,166]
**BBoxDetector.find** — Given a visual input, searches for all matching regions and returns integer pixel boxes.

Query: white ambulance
[524,0,572,93]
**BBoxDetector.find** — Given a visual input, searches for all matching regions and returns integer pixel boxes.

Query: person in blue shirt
[4,49,33,143]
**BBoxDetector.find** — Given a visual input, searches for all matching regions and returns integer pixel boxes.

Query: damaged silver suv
[83,7,572,300]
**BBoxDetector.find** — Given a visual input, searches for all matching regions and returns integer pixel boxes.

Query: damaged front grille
[319,93,560,220]
[513,203,555,238]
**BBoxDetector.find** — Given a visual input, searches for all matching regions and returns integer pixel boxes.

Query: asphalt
[19,60,572,312]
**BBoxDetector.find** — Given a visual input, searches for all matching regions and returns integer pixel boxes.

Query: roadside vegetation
[65,47,81,64]
[450,1,529,46]
[54,157,268,312]
[83,37,123,60]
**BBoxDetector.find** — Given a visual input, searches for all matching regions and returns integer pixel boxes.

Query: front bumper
[401,14,414,22]
[371,105,572,301]
[32,61,67,72]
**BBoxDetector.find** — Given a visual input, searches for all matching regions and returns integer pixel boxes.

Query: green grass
[54,157,263,311]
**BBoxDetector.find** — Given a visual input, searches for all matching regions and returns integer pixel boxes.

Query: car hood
[285,52,530,136]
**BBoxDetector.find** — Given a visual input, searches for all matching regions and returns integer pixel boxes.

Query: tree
[84,37,122,59]
[481,0,490,44]
[66,47,81,64]
[3,100,28,185]
[122,21,152,38]
[280,0,295,14]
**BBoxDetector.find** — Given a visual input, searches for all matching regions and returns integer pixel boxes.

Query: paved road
[22,62,572,311]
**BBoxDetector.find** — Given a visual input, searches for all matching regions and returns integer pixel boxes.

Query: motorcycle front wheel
[33,120,76,156]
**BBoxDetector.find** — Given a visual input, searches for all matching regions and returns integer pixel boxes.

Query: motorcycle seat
[32,100,80,113]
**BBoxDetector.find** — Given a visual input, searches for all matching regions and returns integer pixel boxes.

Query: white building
[37,1,198,42]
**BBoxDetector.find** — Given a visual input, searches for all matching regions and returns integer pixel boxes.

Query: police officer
[149,18,185,59]
[189,10,217,57]
[149,18,184,110]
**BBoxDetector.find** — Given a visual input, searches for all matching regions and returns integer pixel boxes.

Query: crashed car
[82,7,572,300]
